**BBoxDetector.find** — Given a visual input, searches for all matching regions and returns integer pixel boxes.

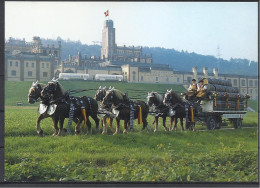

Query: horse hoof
[102,131,107,135]
[38,130,43,137]
[113,132,118,135]
[154,129,158,133]
[123,130,127,134]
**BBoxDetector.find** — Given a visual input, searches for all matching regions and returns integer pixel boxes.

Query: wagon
[183,78,250,130]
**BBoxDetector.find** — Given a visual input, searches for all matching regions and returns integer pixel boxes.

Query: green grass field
[4,81,259,182]
[5,81,185,106]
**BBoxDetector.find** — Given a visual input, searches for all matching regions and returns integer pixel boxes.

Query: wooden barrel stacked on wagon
[199,77,250,111]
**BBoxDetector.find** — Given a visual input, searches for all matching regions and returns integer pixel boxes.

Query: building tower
[101,20,115,60]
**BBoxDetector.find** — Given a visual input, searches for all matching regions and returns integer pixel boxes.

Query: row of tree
[41,37,258,76]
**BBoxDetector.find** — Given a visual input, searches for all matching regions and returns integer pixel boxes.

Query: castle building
[4,20,258,100]
[5,37,61,81]
[101,20,152,63]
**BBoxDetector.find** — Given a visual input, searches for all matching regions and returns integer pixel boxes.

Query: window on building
[9,61,12,66]
[43,72,48,77]
[250,89,252,94]
[42,63,44,68]
[249,80,253,87]
[255,80,258,87]
[166,77,169,82]
[43,50,46,54]
[16,62,18,67]
[227,79,231,83]
[26,62,28,67]
[28,71,32,77]
[32,63,34,68]
[241,80,246,86]
[11,70,16,76]
[242,89,245,93]
[46,63,49,68]
[233,79,237,86]
[177,77,180,82]
[141,76,143,81]
[132,71,136,81]
[156,77,158,82]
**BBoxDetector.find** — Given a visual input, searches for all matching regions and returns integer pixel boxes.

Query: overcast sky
[5,2,258,61]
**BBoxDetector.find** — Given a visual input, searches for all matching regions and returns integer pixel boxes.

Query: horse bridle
[28,84,43,102]
[103,90,114,106]
[96,89,106,102]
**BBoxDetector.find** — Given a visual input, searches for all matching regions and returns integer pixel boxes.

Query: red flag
[104,10,109,17]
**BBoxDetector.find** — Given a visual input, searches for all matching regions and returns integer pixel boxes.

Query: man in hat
[196,79,208,100]
[185,79,199,100]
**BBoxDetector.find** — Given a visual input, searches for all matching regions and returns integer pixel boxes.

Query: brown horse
[28,81,82,136]
[41,79,100,135]
[163,89,193,131]
[147,91,175,132]
[102,88,150,134]
[94,86,115,134]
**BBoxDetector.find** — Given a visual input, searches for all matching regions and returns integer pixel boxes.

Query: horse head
[28,81,44,104]
[163,89,173,105]
[102,88,122,107]
[147,91,163,107]
[41,78,64,100]
[94,86,107,102]
[163,89,181,106]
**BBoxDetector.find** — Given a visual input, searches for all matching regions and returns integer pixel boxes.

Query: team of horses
[28,78,197,136]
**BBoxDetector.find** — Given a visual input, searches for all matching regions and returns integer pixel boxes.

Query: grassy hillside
[5,81,185,106]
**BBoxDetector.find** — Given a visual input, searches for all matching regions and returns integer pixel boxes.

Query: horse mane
[111,89,124,101]
[152,92,163,103]
[171,91,184,102]
[56,82,65,95]
[38,83,46,89]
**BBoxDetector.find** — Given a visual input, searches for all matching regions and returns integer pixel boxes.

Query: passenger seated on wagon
[195,80,208,103]
[185,79,199,100]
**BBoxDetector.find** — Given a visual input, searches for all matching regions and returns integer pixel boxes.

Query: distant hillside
[41,37,258,76]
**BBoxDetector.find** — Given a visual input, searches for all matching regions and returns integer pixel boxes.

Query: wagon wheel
[206,116,216,130]
[233,119,242,129]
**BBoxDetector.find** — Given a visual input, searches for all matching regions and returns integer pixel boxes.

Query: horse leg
[169,116,173,131]
[180,118,184,131]
[123,120,128,134]
[109,118,115,132]
[141,118,150,132]
[113,118,120,135]
[36,114,45,136]
[74,118,82,135]
[91,114,100,133]
[86,117,92,135]
[154,116,159,132]
[57,117,65,136]
[192,122,195,131]
[174,117,178,131]
[162,117,169,131]
[102,117,107,135]
[52,117,59,136]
